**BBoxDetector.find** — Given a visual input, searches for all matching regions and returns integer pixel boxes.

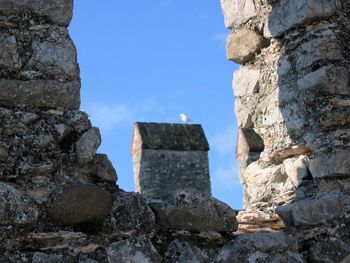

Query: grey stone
[294,37,343,72]
[308,239,350,263]
[297,66,349,95]
[0,0,74,26]
[149,190,237,234]
[283,155,310,187]
[104,191,155,235]
[29,35,79,80]
[32,252,72,263]
[216,232,303,263]
[276,194,350,227]
[220,0,258,28]
[227,29,267,64]
[164,239,208,263]
[50,185,113,225]
[309,149,350,178]
[233,67,260,98]
[76,128,101,165]
[0,79,80,110]
[0,33,21,69]
[264,0,342,37]
[106,235,161,263]
[0,182,38,226]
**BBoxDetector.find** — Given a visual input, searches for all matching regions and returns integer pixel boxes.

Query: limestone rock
[103,191,155,236]
[220,0,258,28]
[164,239,208,263]
[264,0,342,37]
[233,67,260,98]
[149,190,237,234]
[106,235,161,263]
[216,232,303,263]
[283,155,310,187]
[309,149,350,178]
[227,29,267,64]
[0,79,80,110]
[29,35,79,80]
[0,33,21,70]
[76,128,101,165]
[50,185,113,225]
[237,210,286,233]
[0,182,38,226]
[0,0,74,26]
[276,194,350,227]
[297,65,349,95]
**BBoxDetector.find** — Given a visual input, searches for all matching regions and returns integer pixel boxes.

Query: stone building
[131,122,211,200]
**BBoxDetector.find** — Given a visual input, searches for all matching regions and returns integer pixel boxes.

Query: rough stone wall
[221,0,350,261]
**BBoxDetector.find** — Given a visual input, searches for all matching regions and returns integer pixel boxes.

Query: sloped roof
[133,122,209,151]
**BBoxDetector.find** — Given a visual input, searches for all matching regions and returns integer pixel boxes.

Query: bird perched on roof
[179,113,192,123]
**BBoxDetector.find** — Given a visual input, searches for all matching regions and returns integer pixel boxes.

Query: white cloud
[212,166,240,191]
[209,126,236,155]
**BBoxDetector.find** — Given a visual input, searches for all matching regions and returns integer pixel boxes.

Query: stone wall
[221,0,350,261]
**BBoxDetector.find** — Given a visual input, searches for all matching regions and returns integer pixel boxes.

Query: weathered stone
[309,149,350,178]
[220,0,258,28]
[297,66,349,95]
[236,128,264,182]
[132,122,211,200]
[276,194,350,227]
[233,67,260,98]
[164,239,208,263]
[32,252,72,263]
[237,210,286,233]
[308,239,350,263]
[294,37,343,72]
[273,144,311,160]
[0,33,21,69]
[29,35,79,80]
[216,232,303,263]
[0,79,80,109]
[227,29,267,64]
[264,0,342,37]
[149,190,237,234]
[283,155,310,187]
[0,0,74,26]
[234,99,254,128]
[0,182,38,226]
[106,235,161,263]
[50,185,113,225]
[103,191,155,235]
[76,128,101,165]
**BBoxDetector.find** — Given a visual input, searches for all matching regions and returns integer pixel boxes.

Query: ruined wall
[221,0,350,260]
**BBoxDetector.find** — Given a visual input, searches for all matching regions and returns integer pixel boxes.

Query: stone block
[29,35,79,80]
[0,79,80,110]
[0,0,74,26]
[50,185,113,225]
[309,149,350,178]
[277,194,350,227]
[227,29,267,64]
[149,190,237,234]
[164,240,208,263]
[233,66,260,98]
[0,182,38,226]
[216,232,303,263]
[220,0,258,28]
[264,0,342,37]
[0,33,21,70]
[297,66,349,95]
[309,240,350,263]
[76,128,101,165]
[106,235,161,263]
[234,99,254,128]
[283,155,310,187]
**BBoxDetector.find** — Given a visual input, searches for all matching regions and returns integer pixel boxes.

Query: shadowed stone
[164,240,208,263]
[0,0,74,26]
[50,185,113,225]
[106,235,161,263]
[76,127,101,165]
[0,33,21,69]
[0,182,38,226]
[0,79,80,110]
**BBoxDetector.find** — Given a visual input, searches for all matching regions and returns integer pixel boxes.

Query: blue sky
[69,1,242,209]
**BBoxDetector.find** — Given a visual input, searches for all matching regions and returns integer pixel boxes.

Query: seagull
[179,113,193,123]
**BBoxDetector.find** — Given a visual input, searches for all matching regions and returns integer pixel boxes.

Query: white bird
[179,113,193,123]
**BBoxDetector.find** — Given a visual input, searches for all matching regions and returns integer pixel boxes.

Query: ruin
[0,0,348,262]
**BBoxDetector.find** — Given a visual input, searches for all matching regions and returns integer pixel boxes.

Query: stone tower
[131,122,211,200]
